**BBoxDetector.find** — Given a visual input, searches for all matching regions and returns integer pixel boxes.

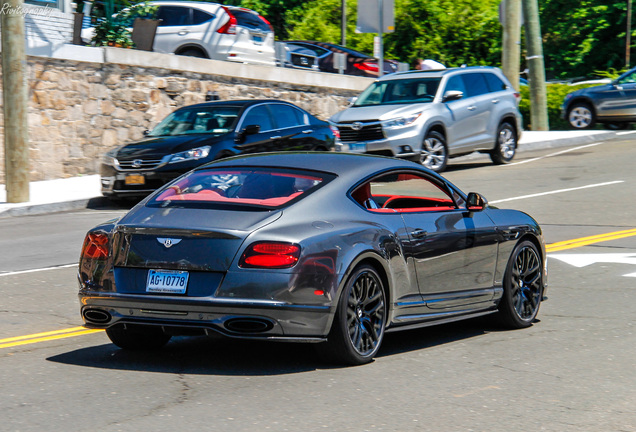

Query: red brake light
[329,125,340,140]
[82,233,109,260]
[218,7,237,34]
[354,61,379,72]
[239,242,301,269]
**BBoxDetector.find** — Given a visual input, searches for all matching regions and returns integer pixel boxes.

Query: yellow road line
[546,228,636,253]
[0,327,103,350]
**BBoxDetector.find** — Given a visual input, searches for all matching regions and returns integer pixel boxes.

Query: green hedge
[518,83,596,130]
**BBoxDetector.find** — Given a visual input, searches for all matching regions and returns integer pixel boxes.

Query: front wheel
[419,131,448,172]
[497,240,544,329]
[490,122,517,165]
[324,265,387,365]
[106,325,172,350]
[567,103,595,129]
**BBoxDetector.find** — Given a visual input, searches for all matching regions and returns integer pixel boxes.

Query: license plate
[125,174,145,185]
[252,35,263,43]
[349,143,367,152]
[146,269,189,294]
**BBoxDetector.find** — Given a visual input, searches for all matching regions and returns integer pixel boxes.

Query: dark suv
[562,66,636,129]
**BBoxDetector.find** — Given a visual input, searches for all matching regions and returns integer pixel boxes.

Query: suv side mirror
[348,96,358,106]
[143,130,150,136]
[442,90,463,102]
[466,192,488,211]
[235,124,261,143]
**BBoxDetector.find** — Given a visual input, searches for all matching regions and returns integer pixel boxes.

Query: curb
[0,198,97,219]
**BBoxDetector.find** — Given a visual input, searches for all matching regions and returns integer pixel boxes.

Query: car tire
[178,48,207,58]
[490,122,517,165]
[419,131,448,172]
[324,265,387,365]
[106,325,171,350]
[567,103,596,129]
[497,240,543,329]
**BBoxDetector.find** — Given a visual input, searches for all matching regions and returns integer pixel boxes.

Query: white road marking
[490,180,624,204]
[616,131,636,136]
[549,253,636,278]
[506,142,603,166]
[0,263,77,277]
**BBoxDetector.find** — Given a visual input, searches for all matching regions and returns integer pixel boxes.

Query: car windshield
[354,78,442,106]
[150,167,332,209]
[148,107,240,137]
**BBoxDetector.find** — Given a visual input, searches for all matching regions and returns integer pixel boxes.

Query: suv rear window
[151,168,332,209]
[232,10,271,32]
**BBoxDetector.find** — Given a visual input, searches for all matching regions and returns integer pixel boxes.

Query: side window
[618,71,636,85]
[157,6,191,26]
[483,73,506,92]
[242,105,274,131]
[351,171,457,212]
[461,73,490,98]
[272,105,307,129]
[444,75,466,98]
[192,9,214,25]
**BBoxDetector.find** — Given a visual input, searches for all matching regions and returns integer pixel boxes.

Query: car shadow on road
[46,316,509,375]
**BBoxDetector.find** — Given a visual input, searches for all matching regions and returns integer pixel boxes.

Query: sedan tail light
[353,61,379,72]
[218,7,237,34]
[239,242,301,269]
[81,233,110,260]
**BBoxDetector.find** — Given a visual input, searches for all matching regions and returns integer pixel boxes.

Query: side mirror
[143,130,150,136]
[466,192,488,211]
[348,96,358,106]
[442,90,463,102]
[235,124,260,142]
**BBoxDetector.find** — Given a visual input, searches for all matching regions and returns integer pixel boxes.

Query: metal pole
[378,0,383,77]
[341,0,346,46]
[627,0,632,68]
[522,0,549,130]
[1,0,30,202]
[501,0,522,91]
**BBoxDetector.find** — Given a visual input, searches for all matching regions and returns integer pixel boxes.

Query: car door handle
[467,106,477,111]
[178,30,189,36]
[270,136,282,140]
[491,99,499,104]
[302,129,314,134]
[410,229,428,238]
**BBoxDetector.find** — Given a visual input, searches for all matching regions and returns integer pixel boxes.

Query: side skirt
[385,309,498,333]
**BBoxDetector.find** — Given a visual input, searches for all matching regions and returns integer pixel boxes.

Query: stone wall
[0,46,373,183]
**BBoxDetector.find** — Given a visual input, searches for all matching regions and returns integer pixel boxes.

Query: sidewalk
[1,129,633,218]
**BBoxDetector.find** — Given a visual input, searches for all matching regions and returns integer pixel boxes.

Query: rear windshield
[232,10,271,32]
[148,107,240,137]
[150,167,333,209]
[354,78,442,106]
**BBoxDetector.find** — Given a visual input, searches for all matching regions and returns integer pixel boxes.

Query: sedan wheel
[490,123,517,165]
[498,240,543,328]
[567,103,595,129]
[419,131,448,172]
[106,325,172,350]
[325,265,386,365]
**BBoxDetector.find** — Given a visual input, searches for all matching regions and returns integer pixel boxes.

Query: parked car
[330,66,523,172]
[79,152,547,365]
[83,1,276,66]
[280,40,399,77]
[562,67,636,129]
[100,100,335,199]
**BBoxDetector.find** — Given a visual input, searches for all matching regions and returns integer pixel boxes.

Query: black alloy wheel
[419,130,448,172]
[490,122,517,165]
[106,325,172,350]
[498,240,543,328]
[325,265,387,365]
[567,102,596,129]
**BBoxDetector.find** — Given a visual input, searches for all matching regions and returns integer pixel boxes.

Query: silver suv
[330,67,522,172]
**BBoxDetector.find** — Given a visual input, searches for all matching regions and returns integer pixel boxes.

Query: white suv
[85,1,276,66]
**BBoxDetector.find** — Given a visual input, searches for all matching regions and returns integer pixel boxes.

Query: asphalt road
[1,137,635,431]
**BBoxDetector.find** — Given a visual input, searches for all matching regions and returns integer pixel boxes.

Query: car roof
[150,1,222,10]
[382,66,501,80]
[175,99,298,110]
[200,152,428,180]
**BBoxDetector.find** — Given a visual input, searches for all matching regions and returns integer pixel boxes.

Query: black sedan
[100,100,336,199]
[80,152,547,365]
[282,40,399,77]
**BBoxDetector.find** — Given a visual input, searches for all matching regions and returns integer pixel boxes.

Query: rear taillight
[239,242,300,269]
[329,125,340,140]
[514,91,521,105]
[81,233,109,260]
[218,7,237,34]
[354,61,379,72]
